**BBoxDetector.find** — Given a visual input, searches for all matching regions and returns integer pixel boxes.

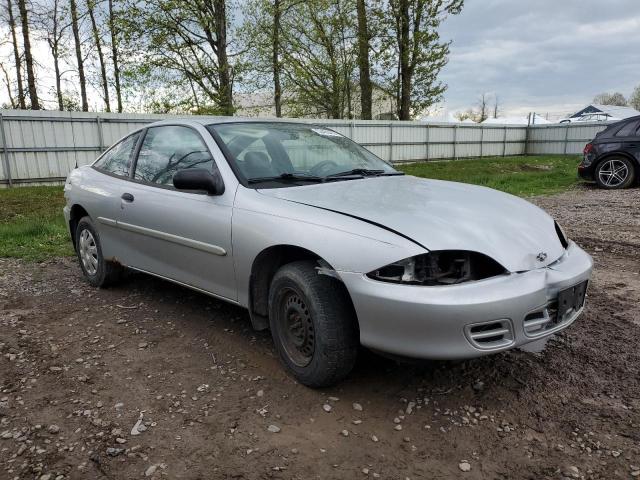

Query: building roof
[482,114,551,125]
[570,104,640,120]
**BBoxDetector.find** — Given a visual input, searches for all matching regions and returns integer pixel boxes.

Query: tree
[476,92,489,122]
[17,0,40,109]
[593,92,627,107]
[0,63,17,108]
[379,0,463,120]
[280,0,357,118]
[69,0,89,111]
[120,0,238,114]
[86,0,111,111]
[629,84,640,111]
[492,94,499,118]
[108,0,123,112]
[35,0,72,110]
[5,0,25,108]
[355,0,372,119]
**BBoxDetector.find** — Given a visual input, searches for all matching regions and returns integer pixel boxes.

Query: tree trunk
[17,0,40,109]
[87,0,111,112]
[70,0,89,111]
[272,0,282,117]
[397,0,411,120]
[213,0,233,115]
[108,0,123,112]
[356,0,372,120]
[48,36,64,110]
[7,0,25,109]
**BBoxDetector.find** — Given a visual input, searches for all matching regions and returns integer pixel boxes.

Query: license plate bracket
[557,280,588,322]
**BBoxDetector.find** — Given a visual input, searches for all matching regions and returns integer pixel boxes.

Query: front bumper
[339,242,593,360]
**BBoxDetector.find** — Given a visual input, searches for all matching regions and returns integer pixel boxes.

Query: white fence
[0,109,609,186]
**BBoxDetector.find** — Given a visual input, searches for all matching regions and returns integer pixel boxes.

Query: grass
[0,186,73,261]
[0,155,581,261]
[398,155,582,197]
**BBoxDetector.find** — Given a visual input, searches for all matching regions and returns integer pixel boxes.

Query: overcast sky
[438,0,640,119]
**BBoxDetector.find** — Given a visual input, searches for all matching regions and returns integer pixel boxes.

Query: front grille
[465,319,514,350]
[523,301,560,337]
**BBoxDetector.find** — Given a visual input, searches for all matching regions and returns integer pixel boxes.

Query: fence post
[96,115,105,151]
[479,126,484,158]
[453,124,458,160]
[425,123,430,161]
[563,123,570,155]
[502,126,507,157]
[349,120,354,141]
[0,113,12,187]
[389,122,393,162]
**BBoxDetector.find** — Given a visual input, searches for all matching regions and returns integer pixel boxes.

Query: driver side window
[134,126,215,186]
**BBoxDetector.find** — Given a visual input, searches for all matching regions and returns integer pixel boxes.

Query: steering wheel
[310,160,339,176]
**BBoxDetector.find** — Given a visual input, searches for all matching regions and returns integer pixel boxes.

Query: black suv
[579,115,640,189]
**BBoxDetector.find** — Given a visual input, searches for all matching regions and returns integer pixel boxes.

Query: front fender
[232,188,425,308]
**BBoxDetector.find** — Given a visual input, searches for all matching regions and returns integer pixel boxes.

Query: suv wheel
[595,157,635,189]
[75,216,123,287]
[268,261,358,387]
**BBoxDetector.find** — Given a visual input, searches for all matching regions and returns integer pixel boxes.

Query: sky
[1,0,639,118]
[437,0,640,120]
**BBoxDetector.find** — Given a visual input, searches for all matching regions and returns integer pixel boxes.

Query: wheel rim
[276,289,315,367]
[598,159,629,187]
[78,228,99,276]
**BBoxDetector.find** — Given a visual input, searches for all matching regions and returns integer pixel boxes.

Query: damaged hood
[258,175,566,272]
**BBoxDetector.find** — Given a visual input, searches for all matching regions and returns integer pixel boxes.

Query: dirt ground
[1,184,639,480]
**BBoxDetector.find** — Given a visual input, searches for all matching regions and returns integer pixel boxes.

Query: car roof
[144,117,312,129]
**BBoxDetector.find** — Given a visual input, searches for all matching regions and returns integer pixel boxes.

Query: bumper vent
[465,320,514,350]
[523,302,559,337]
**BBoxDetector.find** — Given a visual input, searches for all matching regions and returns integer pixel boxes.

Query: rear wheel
[595,157,635,189]
[268,261,358,387]
[75,216,123,287]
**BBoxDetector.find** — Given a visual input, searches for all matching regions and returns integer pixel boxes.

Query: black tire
[595,156,636,189]
[268,261,358,387]
[75,216,123,288]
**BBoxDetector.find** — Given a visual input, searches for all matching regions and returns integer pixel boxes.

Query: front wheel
[75,216,123,287]
[595,157,636,189]
[268,261,358,387]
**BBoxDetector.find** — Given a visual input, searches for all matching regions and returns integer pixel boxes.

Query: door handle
[121,192,135,202]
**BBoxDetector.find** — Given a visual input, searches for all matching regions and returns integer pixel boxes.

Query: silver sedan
[63,119,593,387]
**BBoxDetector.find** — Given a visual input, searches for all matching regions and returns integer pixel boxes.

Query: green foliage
[399,155,581,197]
[0,186,73,261]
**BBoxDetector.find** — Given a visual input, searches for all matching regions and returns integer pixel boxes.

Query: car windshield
[207,122,399,185]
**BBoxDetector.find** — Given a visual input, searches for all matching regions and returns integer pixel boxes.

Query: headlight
[367,251,506,286]
[555,221,569,249]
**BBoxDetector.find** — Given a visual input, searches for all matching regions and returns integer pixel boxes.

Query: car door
[116,124,237,301]
[623,120,640,163]
[88,131,143,261]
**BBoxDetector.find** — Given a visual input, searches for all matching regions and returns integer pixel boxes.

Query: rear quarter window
[615,120,640,137]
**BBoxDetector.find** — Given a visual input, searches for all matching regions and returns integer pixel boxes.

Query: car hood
[258,175,566,272]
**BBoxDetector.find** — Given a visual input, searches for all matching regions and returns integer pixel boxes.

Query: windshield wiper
[325,168,404,179]
[248,172,324,184]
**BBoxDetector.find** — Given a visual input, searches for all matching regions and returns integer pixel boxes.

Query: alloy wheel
[598,159,629,187]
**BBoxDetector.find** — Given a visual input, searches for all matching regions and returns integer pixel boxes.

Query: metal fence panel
[0,109,615,185]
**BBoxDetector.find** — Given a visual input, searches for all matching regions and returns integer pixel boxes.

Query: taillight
[583,143,594,155]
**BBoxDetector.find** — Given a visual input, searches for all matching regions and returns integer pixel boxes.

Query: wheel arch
[68,204,91,251]
[247,244,357,331]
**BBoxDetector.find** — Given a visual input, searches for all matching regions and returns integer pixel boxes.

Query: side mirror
[173,169,225,195]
